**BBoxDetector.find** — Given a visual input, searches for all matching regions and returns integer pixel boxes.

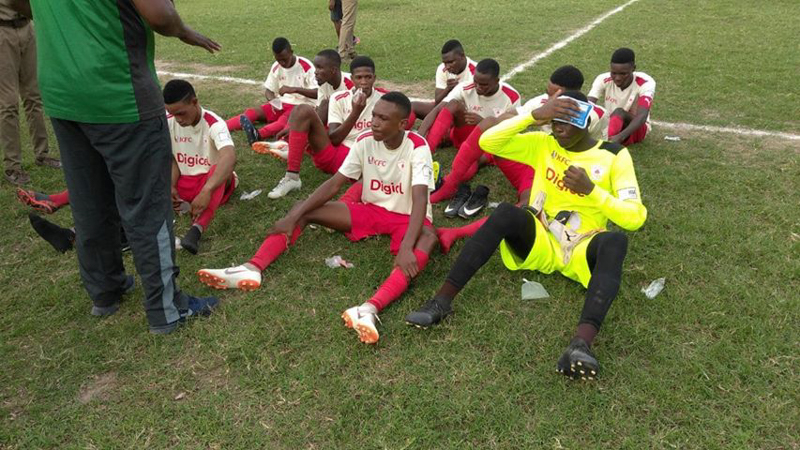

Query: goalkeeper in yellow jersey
[406,91,647,380]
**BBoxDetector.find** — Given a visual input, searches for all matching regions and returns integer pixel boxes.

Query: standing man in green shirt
[10,0,222,334]
[0,0,60,185]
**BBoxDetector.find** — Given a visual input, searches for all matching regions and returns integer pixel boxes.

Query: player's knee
[488,202,520,229]
[600,231,628,259]
[444,100,462,114]
[477,116,500,131]
[611,107,627,117]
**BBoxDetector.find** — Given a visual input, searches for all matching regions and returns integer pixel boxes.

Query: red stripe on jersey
[501,85,520,104]
[407,132,428,149]
[468,62,476,75]
[603,76,612,83]
[635,76,647,86]
[166,113,174,119]
[463,83,476,90]
[375,87,390,94]
[203,112,218,126]
[343,76,354,89]
[637,96,653,109]
[356,131,374,142]
[593,105,606,118]
[272,62,280,73]
[298,57,312,72]
[334,91,350,101]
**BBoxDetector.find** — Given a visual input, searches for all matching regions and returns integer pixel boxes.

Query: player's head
[272,37,294,68]
[551,90,590,149]
[314,49,342,85]
[163,79,200,127]
[474,58,500,96]
[441,39,467,75]
[350,56,376,96]
[371,92,411,142]
[547,65,584,96]
[610,47,636,89]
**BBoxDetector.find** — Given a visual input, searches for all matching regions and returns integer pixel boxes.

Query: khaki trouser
[0,22,49,172]
[337,0,357,58]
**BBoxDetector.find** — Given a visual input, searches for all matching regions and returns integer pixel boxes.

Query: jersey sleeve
[337,139,363,180]
[304,66,319,90]
[443,82,465,103]
[637,76,656,108]
[209,122,234,149]
[588,74,607,101]
[585,147,647,230]
[327,95,346,125]
[479,113,549,167]
[264,65,279,92]
[434,64,448,90]
[411,144,435,189]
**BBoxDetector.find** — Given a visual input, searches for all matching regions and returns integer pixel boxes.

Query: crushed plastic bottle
[664,136,682,142]
[521,278,549,300]
[325,255,354,269]
[641,277,666,299]
[240,189,263,201]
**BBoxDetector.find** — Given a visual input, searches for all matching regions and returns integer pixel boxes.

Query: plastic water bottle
[641,278,666,299]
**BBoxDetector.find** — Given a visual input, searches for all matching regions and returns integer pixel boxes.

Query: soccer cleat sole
[341,310,355,329]
[268,149,288,161]
[355,323,379,344]
[251,142,270,154]
[557,357,599,380]
[16,189,57,214]
[197,271,260,291]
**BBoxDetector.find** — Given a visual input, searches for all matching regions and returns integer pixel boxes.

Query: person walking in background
[0,0,59,185]
[335,0,358,62]
[329,0,358,51]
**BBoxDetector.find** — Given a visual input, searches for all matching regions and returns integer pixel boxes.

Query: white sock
[285,172,300,181]
[359,303,378,315]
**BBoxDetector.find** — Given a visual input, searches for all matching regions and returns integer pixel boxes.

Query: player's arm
[279,86,318,99]
[328,93,366,146]
[587,74,605,105]
[316,99,331,125]
[395,185,428,278]
[610,104,649,145]
[9,0,32,18]
[131,0,220,53]
[417,102,445,136]
[269,172,351,236]
[170,157,181,206]
[189,145,236,219]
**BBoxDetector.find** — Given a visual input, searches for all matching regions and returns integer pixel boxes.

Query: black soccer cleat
[28,213,75,253]
[181,225,202,255]
[458,185,489,219]
[405,297,453,329]
[444,183,471,218]
[556,337,599,380]
[239,115,260,146]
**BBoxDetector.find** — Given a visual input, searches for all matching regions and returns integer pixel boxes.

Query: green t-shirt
[30,0,163,123]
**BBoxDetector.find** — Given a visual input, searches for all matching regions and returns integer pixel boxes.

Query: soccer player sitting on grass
[588,47,655,145]
[225,37,318,146]
[264,56,414,200]
[198,92,438,345]
[406,92,648,379]
[411,39,477,120]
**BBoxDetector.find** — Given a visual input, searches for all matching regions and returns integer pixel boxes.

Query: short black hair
[611,47,635,65]
[550,65,584,90]
[475,58,500,79]
[272,37,291,54]
[163,79,195,104]
[441,39,464,55]
[560,90,588,103]
[316,49,341,67]
[380,91,411,119]
[350,55,375,73]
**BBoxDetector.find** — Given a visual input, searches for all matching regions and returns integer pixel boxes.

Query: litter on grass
[664,136,682,142]
[325,255,354,269]
[240,189,263,200]
[642,277,666,299]
[521,278,550,300]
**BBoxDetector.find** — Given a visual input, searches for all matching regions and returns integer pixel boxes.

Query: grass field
[1,0,799,448]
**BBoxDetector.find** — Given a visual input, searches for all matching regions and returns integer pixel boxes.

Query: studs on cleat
[577,361,583,366]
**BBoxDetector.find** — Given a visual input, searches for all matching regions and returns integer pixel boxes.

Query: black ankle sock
[29,213,75,253]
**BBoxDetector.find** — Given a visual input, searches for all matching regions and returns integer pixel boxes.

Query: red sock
[451,127,484,180]
[425,108,454,151]
[287,130,309,173]
[48,190,70,207]
[436,217,488,254]
[226,108,260,131]
[429,174,459,203]
[338,181,362,203]
[248,226,304,271]
[368,249,430,312]
[608,115,624,139]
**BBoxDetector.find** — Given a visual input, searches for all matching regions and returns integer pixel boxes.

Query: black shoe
[181,225,202,255]
[458,185,489,219]
[556,337,599,380]
[29,213,75,253]
[90,275,135,317]
[239,115,260,146]
[444,183,471,218]
[405,297,453,329]
[149,295,220,334]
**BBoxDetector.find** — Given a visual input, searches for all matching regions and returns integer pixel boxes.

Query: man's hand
[464,111,483,126]
[563,165,594,195]
[394,247,419,278]
[190,189,212,220]
[531,90,581,122]
[445,78,459,90]
[351,90,367,111]
[171,186,182,210]
[275,127,290,140]
[279,86,297,96]
[267,215,298,237]
[177,26,221,53]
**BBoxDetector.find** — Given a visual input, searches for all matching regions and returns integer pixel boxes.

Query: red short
[345,202,433,255]
[623,122,649,145]
[450,124,476,149]
[312,142,351,174]
[484,155,534,194]
[175,166,236,229]
[260,103,295,122]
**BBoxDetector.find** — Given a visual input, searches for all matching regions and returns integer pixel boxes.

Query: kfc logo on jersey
[550,151,571,166]
[370,179,405,195]
[546,167,585,197]
[368,156,387,167]
[175,136,192,143]
[176,152,211,168]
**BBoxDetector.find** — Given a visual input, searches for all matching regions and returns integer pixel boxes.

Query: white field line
[157,70,261,86]
[500,0,643,82]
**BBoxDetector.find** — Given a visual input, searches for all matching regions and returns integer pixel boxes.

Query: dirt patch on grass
[156,60,248,76]
[378,80,432,99]
[77,372,117,404]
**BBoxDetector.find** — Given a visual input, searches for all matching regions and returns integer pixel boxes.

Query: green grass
[1,0,799,448]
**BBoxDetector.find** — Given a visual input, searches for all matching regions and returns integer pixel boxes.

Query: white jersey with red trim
[588,71,655,129]
[338,130,434,223]
[518,93,609,140]
[263,56,318,107]
[434,57,477,90]
[317,72,354,105]
[327,87,390,149]
[444,81,521,119]
[169,108,234,177]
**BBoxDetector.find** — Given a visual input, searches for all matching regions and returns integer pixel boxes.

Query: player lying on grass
[431,65,609,215]
[264,56,415,200]
[18,80,237,255]
[198,92,438,344]
[406,91,648,379]
[225,37,318,145]
[411,39,476,120]
[588,47,655,146]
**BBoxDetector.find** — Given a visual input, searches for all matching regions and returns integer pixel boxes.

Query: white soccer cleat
[341,305,380,344]
[268,146,289,161]
[268,176,302,199]
[197,265,262,291]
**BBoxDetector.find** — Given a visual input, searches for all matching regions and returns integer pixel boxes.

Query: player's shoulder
[201,108,224,127]
[597,140,625,155]
[406,131,429,150]
[437,62,447,73]
[356,130,374,143]
[270,61,281,73]
[594,72,613,84]
[374,87,390,95]
[591,103,606,118]
[500,83,521,103]
[466,58,477,74]
[296,56,314,72]
[634,71,655,86]
[462,82,476,91]
[342,72,354,89]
